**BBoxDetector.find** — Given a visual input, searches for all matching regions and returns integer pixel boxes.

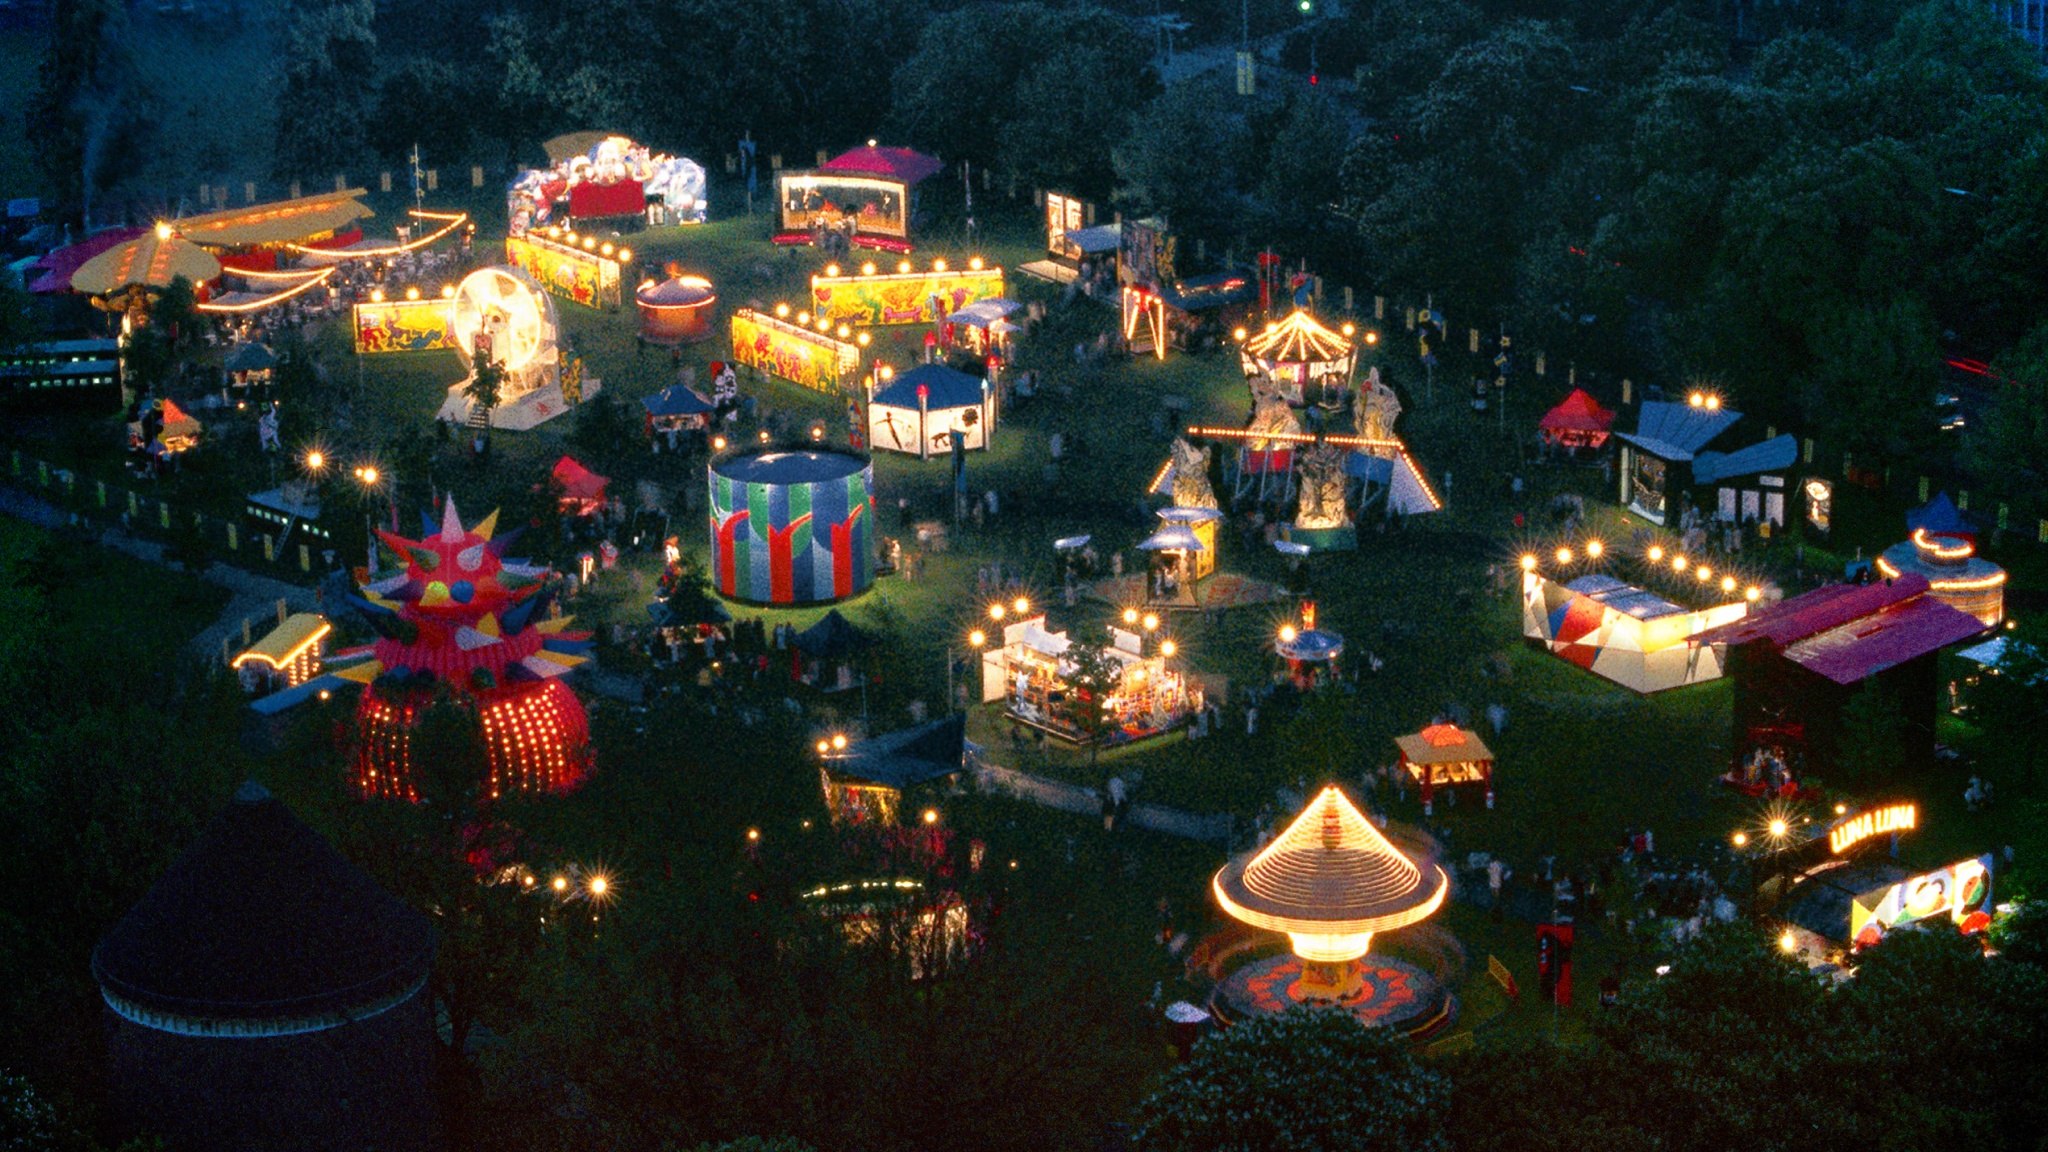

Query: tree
[273,0,377,180]
[1970,322,2048,524]
[26,0,125,217]
[1593,923,1863,1152]
[1131,1009,1450,1152]
[1060,638,1126,767]
[1113,81,1250,243]
[462,363,505,450]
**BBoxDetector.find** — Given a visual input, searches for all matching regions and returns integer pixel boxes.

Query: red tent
[820,145,944,185]
[1538,389,1616,448]
[551,456,609,516]
[28,227,148,294]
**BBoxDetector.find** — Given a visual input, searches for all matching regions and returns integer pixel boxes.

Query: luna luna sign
[1829,803,1917,855]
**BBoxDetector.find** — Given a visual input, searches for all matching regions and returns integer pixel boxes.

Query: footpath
[972,759,1234,844]
[0,485,318,660]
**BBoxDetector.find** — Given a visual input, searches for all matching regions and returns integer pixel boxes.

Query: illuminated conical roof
[1214,785,1445,940]
[1244,309,1352,364]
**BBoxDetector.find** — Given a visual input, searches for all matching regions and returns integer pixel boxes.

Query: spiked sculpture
[342,498,593,800]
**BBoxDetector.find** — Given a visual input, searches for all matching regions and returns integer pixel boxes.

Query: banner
[505,233,622,310]
[352,299,457,354]
[1850,855,1993,948]
[809,267,1005,326]
[730,309,859,393]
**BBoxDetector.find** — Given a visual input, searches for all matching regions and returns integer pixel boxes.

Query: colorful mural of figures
[810,267,1005,326]
[708,450,874,604]
[504,233,623,311]
[778,173,909,238]
[730,309,860,393]
[352,299,458,354]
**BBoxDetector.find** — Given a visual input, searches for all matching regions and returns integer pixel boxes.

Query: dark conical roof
[92,782,435,1026]
[823,713,967,790]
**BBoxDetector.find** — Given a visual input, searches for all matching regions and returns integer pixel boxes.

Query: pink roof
[1538,388,1615,433]
[551,456,608,502]
[29,227,147,294]
[1692,574,1986,685]
[820,145,944,185]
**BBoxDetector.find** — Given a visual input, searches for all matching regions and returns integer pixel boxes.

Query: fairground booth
[1689,574,1988,785]
[792,609,877,693]
[507,133,707,233]
[1138,506,1224,607]
[1020,191,1120,285]
[550,456,608,517]
[816,713,967,826]
[635,271,717,345]
[1395,723,1496,815]
[1118,218,1256,358]
[1878,497,2006,626]
[708,448,875,605]
[1207,786,1452,1035]
[776,144,943,253]
[1520,543,1752,693]
[1751,800,1993,962]
[643,384,716,448]
[1616,393,1796,528]
[978,615,1201,744]
[1537,388,1615,453]
[867,363,994,458]
[1275,602,1344,690]
[1238,310,1359,407]
[230,612,331,697]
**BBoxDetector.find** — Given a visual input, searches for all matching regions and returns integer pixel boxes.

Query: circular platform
[1211,953,1451,1035]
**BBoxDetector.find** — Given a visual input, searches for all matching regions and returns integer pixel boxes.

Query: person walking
[1488,858,1507,922]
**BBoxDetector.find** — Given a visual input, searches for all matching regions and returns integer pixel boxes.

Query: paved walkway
[973,760,1235,844]
[0,485,318,660]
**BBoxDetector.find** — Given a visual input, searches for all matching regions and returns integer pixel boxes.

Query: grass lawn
[9,180,2037,1058]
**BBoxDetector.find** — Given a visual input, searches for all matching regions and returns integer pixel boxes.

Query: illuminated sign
[730,308,859,393]
[1850,855,1992,947]
[505,233,622,310]
[1805,478,1833,533]
[778,172,909,238]
[1828,802,1917,854]
[809,267,1005,327]
[352,298,457,353]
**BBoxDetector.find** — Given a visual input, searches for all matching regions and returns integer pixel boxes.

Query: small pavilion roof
[1395,724,1495,765]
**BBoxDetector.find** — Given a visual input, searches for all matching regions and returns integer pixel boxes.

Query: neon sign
[1829,803,1917,854]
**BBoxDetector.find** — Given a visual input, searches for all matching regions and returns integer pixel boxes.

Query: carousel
[1239,310,1358,408]
[1209,786,1453,1034]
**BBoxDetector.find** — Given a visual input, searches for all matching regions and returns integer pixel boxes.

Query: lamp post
[353,463,382,571]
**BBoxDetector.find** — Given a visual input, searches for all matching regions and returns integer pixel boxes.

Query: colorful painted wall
[709,455,874,604]
[810,268,1004,326]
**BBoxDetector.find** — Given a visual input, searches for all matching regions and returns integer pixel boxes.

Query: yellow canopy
[232,613,330,671]
[1245,309,1352,364]
[174,190,373,249]
[71,229,222,295]
[543,132,622,163]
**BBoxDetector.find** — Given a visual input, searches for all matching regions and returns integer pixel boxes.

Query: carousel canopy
[820,145,944,185]
[551,456,608,506]
[1213,785,1446,938]
[543,131,622,164]
[1395,724,1494,765]
[91,781,434,1026]
[1277,628,1344,662]
[1907,491,1975,540]
[1537,388,1615,441]
[28,226,146,294]
[173,190,372,249]
[71,228,222,295]
[1244,310,1352,364]
[637,275,716,308]
[1157,505,1225,525]
[874,363,984,409]
[643,384,715,417]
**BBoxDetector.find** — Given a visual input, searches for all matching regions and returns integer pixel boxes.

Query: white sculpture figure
[1169,437,1219,510]
[1354,366,1402,447]
[1294,442,1351,531]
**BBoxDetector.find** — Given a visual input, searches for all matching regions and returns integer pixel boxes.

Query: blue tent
[643,385,715,418]
[873,363,984,410]
[1907,491,1975,539]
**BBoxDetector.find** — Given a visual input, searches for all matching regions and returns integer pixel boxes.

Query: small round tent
[866,363,993,458]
